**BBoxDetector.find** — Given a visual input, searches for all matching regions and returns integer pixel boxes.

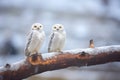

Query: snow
[0,59,25,72]
[10,59,25,71]
[42,52,59,60]
[64,45,120,55]
[42,45,120,60]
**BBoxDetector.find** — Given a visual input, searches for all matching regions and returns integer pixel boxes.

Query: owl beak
[37,28,40,30]
[57,29,59,31]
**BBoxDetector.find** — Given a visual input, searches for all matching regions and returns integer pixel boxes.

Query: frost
[42,45,120,60]
[10,60,25,71]
[42,52,59,60]
[0,66,6,73]
[64,45,120,55]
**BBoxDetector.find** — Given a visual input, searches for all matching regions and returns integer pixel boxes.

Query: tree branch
[0,45,120,80]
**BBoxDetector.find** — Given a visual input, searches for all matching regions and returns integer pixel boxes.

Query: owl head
[31,23,43,31]
[52,24,64,32]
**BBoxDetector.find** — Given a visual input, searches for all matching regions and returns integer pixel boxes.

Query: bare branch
[0,45,120,80]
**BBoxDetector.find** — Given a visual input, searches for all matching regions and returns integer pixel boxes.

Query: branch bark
[0,45,120,80]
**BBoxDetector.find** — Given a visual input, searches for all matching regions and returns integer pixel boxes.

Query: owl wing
[25,31,33,56]
[48,33,55,52]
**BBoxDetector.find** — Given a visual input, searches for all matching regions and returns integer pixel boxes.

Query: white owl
[48,24,66,53]
[25,23,45,56]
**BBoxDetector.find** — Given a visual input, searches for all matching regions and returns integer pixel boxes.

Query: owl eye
[40,25,42,28]
[59,26,62,28]
[54,26,56,29]
[34,26,37,28]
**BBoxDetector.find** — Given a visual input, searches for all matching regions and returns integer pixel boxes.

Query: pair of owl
[25,23,66,56]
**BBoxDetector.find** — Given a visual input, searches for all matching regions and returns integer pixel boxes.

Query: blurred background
[0,0,120,80]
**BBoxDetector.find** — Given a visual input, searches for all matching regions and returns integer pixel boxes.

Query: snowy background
[0,0,120,80]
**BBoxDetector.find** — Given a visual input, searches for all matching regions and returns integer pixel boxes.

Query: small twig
[89,39,94,48]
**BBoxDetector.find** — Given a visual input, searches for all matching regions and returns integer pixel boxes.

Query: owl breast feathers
[48,24,66,52]
[25,23,45,56]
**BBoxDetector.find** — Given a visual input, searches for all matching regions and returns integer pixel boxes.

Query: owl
[25,23,45,56]
[48,24,66,53]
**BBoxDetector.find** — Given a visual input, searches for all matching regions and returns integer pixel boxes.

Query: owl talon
[25,52,30,57]
[57,50,63,54]
[60,51,63,54]
[35,52,38,55]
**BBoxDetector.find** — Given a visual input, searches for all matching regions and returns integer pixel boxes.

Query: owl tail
[48,48,50,52]
[25,49,30,56]
[25,52,30,56]
[48,48,51,53]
